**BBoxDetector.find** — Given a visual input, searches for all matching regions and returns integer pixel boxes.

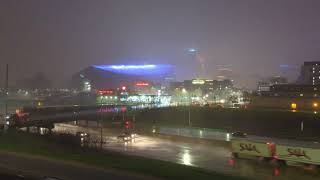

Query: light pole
[182,88,191,127]
[99,97,104,149]
[132,111,136,131]
[188,105,191,127]
[3,64,9,132]
[5,64,8,117]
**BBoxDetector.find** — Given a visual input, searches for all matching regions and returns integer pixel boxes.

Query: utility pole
[100,117,103,149]
[5,64,8,116]
[99,102,104,149]
[3,64,9,132]
[188,106,191,127]
[133,113,136,132]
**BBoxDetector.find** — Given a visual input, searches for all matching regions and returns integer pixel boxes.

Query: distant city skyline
[1,0,320,89]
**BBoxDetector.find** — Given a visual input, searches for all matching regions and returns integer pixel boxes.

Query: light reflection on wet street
[53,124,320,180]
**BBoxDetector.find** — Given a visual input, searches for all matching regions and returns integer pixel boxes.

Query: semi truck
[231,133,320,168]
[231,135,275,160]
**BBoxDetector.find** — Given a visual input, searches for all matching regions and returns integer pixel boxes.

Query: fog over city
[3,1,320,180]
[1,0,320,88]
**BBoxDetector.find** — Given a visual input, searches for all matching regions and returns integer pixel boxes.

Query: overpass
[9,104,144,129]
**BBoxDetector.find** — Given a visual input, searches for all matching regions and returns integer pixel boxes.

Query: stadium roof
[92,64,174,76]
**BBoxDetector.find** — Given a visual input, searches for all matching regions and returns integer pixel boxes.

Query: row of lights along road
[291,102,319,113]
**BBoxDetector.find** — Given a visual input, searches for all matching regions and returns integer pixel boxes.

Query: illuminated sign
[192,79,205,85]
[98,89,114,95]
[98,106,126,113]
[135,82,149,86]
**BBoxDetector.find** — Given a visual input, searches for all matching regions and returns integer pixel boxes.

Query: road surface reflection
[53,124,320,180]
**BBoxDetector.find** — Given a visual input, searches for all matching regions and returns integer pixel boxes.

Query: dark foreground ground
[0,130,246,180]
[0,171,35,180]
[0,151,150,180]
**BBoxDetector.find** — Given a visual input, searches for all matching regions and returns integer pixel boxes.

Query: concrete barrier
[158,127,230,141]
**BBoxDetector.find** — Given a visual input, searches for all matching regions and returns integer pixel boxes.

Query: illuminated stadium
[72,64,176,89]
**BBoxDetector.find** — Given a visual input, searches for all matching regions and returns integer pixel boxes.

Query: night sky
[1,0,320,88]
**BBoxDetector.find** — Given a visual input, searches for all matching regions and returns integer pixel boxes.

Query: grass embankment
[134,107,320,140]
[0,130,245,180]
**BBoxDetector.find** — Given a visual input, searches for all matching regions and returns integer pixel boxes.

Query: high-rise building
[298,61,320,85]
[216,65,233,81]
[257,76,288,92]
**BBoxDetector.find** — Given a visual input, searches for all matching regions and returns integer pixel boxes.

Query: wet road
[53,124,320,180]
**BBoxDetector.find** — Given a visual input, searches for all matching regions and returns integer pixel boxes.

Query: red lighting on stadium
[135,82,149,86]
[97,89,114,95]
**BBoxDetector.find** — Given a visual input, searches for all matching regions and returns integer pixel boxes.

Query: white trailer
[275,140,320,166]
[231,135,320,168]
[231,136,275,159]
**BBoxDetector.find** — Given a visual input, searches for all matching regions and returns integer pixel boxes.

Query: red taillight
[228,159,236,166]
[273,168,280,176]
[125,121,130,129]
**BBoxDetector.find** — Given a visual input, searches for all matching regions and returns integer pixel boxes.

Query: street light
[182,88,187,93]
[313,102,318,108]
[99,99,104,149]
[181,89,191,127]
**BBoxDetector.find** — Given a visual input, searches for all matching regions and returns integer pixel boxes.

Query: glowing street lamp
[313,102,318,108]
